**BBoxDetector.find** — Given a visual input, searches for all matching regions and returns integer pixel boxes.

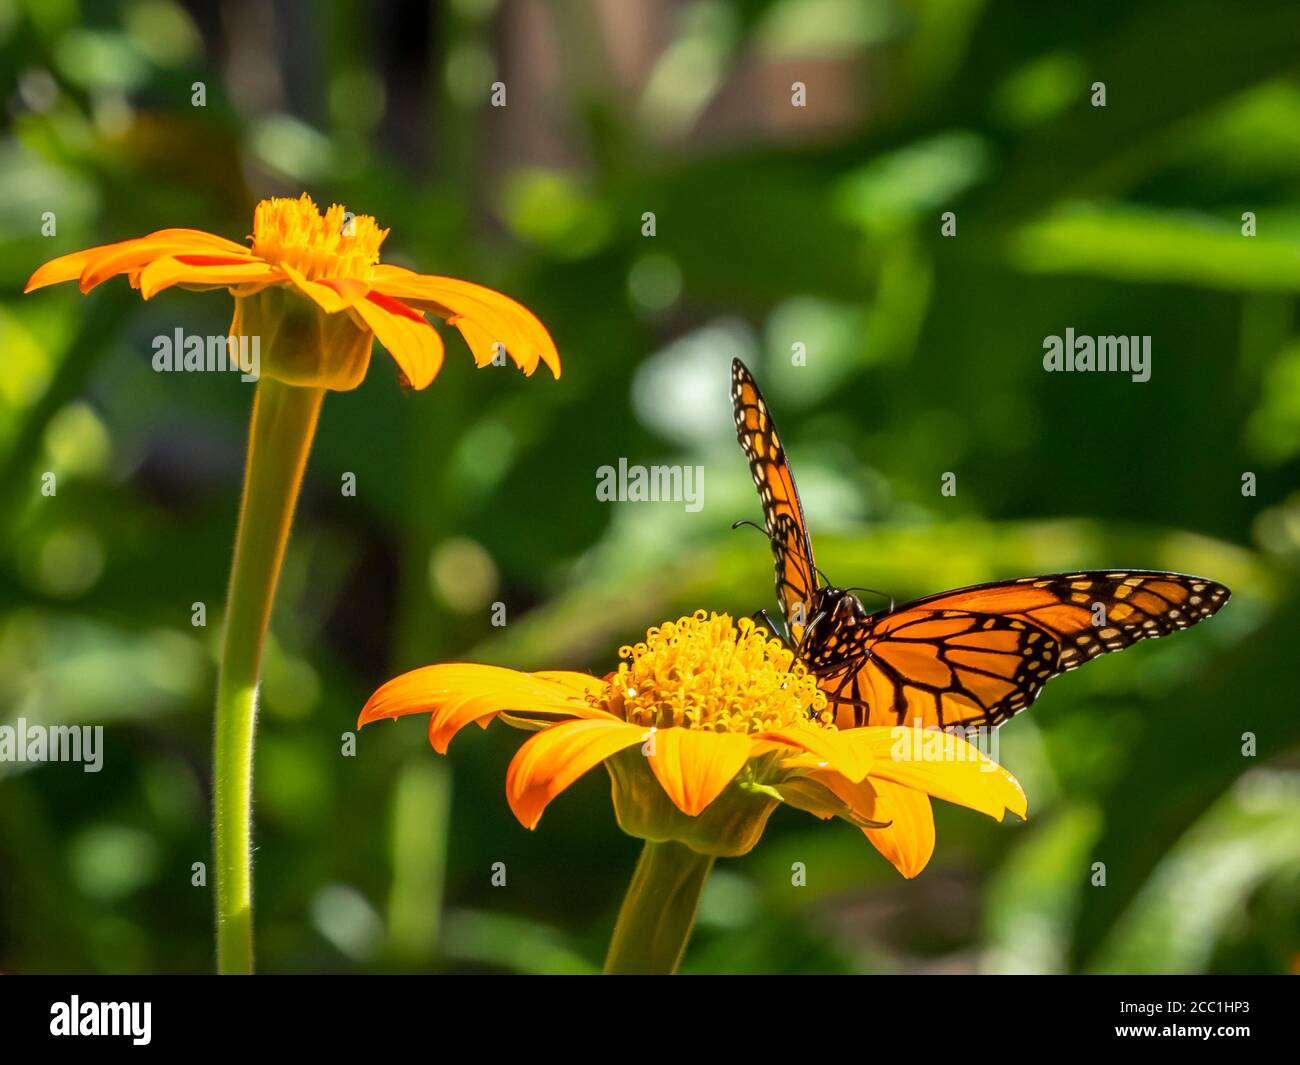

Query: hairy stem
[214,379,324,974]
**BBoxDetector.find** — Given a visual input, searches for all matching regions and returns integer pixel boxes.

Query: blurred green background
[1,0,1298,975]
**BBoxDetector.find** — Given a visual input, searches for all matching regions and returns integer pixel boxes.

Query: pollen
[250,193,388,281]
[600,610,831,734]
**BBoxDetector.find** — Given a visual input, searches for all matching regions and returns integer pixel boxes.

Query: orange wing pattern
[731,359,818,643]
[813,571,1231,729]
[729,360,1232,731]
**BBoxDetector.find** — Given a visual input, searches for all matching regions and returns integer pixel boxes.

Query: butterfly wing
[731,358,818,643]
[814,571,1231,729]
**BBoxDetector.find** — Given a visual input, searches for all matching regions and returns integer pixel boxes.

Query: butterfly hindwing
[813,571,1231,729]
[731,359,817,643]
[817,609,1062,730]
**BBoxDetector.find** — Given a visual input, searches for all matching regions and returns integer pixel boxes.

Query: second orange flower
[25,192,560,391]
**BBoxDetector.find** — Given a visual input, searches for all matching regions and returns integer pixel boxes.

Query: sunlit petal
[863,780,936,879]
[279,263,370,312]
[646,727,753,816]
[371,264,560,378]
[507,718,647,829]
[754,724,875,783]
[852,727,1028,821]
[349,291,445,389]
[25,229,255,293]
[138,257,281,299]
[358,663,614,753]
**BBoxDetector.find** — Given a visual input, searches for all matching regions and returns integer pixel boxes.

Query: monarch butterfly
[730,358,1230,730]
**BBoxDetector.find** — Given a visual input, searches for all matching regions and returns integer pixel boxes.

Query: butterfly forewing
[731,359,818,643]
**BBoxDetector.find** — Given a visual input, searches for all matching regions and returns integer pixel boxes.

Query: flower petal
[349,292,445,389]
[453,315,507,369]
[506,718,647,829]
[802,771,890,827]
[358,663,612,753]
[646,727,754,816]
[137,256,280,299]
[26,229,254,293]
[753,725,875,783]
[862,779,936,879]
[370,264,560,378]
[279,263,370,313]
[770,776,849,821]
[531,671,609,698]
[854,727,1027,822]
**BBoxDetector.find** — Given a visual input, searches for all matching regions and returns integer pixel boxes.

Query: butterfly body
[798,586,871,662]
[730,358,1230,731]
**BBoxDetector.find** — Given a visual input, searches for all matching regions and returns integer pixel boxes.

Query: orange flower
[360,611,1026,877]
[26,192,562,973]
[25,193,560,390]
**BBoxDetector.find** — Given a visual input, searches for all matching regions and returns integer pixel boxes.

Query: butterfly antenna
[842,586,896,613]
[731,518,767,537]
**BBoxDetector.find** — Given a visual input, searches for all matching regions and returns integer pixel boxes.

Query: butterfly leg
[751,608,793,648]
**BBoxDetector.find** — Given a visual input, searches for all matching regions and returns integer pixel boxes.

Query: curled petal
[358,663,612,753]
[350,292,444,389]
[454,315,508,369]
[770,777,849,821]
[814,767,936,876]
[26,229,254,293]
[775,774,917,875]
[802,772,890,829]
[370,264,560,378]
[507,718,647,829]
[647,727,754,816]
[862,780,936,879]
[138,256,280,299]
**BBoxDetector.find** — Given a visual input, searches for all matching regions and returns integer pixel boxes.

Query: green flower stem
[214,378,324,974]
[604,841,715,975]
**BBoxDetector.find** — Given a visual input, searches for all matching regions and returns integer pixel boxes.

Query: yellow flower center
[250,193,387,281]
[601,611,831,734]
